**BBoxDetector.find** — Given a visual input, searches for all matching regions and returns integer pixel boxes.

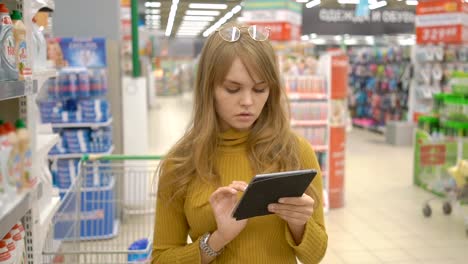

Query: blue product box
[54,178,117,240]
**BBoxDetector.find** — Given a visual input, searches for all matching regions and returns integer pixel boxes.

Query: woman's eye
[225,87,240,93]
[254,88,267,93]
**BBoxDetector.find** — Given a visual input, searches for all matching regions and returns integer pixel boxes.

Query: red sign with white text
[331,54,349,99]
[329,127,346,209]
[247,22,300,41]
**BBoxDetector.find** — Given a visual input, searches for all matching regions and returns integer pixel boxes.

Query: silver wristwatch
[199,232,223,257]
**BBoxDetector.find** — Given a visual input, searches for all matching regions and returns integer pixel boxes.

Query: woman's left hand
[268,194,315,228]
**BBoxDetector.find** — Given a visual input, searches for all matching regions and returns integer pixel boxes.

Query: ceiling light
[183,16,216,21]
[310,33,318,38]
[405,0,418,5]
[306,0,321,8]
[232,5,242,14]
[165,0,179,37]
[344,38,357,45]
[145,9,160,14]
[334,35,343,41]
[338,0,359,4]
[189,3,228,9]
[203,5,242,37]
[186,10,220,16]
[296,0,309,2]
[301,35,310,41]
[365,36,375,44]
[369,0,387,10]
[311,38,326,45]
[145,15,160,19]
[145,2,161,8]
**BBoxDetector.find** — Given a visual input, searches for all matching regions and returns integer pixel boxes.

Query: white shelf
[37,134,60,154]
[0,183,42,238]
[48,145,115,160]
[0,80,35,101]
[291,120,328,127]
[51,118,113,129]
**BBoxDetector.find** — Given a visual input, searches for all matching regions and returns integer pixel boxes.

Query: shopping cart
[42,155,163,263]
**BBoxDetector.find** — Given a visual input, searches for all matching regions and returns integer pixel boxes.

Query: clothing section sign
[302,7,415,35]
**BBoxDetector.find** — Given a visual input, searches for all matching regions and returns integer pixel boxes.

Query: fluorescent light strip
[183,16,216,21]
[145,15,160,19]
[145,2,161,8]
[189,3,228,10]
[186,10,220,16]
[145,9,160,14]
[406,0,418,5]
[203,5,242,37]
[306,0,321,8]
[165,0,179,37]
[369,0,387,10]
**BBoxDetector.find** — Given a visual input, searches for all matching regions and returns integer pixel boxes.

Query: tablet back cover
[232,169,316,220]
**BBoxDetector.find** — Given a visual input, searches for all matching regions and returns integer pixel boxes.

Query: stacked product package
[39,67,113,194]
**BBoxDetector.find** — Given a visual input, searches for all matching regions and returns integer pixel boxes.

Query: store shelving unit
[0,80,36,100]
[48,145,115,160]
[51,117,113,129]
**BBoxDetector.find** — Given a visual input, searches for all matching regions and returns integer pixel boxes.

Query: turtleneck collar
[218,128,250,150]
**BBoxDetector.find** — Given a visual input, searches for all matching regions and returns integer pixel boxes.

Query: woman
[152,24,328,264]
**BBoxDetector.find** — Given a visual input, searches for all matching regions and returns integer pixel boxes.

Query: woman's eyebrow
[224,79,266,86]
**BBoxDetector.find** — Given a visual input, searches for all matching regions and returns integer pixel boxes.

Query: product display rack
[348,46,412,133]
[50,117,113,129]
[0,1,59,263]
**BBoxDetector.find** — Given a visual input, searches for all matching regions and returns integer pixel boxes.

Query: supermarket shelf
[37,134,60,153]
[0,183,42,238]
[48,145,115,160]
[39,196,60,228]
[314,145,328,152]
[291,120,328,127]
[0,80,35,101]
[288,93,328,100]
[51,118,113,129]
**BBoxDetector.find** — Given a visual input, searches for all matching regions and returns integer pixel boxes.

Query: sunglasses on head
[216,25,271,42]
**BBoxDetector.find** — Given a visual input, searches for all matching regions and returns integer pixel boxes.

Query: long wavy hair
[158,24,319,205]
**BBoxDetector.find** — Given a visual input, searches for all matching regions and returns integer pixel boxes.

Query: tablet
[232,169,317,220]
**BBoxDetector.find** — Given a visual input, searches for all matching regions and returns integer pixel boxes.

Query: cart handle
[81,154,164,161]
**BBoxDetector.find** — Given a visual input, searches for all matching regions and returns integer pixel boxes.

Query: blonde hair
[158,24,319,205]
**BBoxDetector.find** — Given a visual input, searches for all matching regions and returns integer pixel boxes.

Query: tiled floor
[148,93,468,264]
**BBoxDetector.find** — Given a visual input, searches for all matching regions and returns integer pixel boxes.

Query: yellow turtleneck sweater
[152,130,328,264]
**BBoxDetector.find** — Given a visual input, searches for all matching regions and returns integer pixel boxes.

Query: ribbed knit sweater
[152,129,328,264]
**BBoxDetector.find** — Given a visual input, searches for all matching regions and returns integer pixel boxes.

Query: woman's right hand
[209,181,248,244]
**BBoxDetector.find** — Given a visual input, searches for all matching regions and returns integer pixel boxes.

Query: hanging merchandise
[0,240,11,264]
[10,10,30,80]
[348,46,412,132]
[0,4,18,81]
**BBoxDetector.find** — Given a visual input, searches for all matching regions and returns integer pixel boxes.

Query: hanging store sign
[302,7,415,35]
[415,0,468,44]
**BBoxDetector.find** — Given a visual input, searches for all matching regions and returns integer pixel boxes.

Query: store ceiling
[139,0,416,38]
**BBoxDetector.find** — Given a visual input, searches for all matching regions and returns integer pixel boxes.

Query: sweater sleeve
[151,167,202,263]
[285,136,328,263]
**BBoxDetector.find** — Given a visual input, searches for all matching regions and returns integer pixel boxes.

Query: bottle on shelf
[0,122,14,199]
[2,233,15,263]
[15,119,33,188]
[10,10,28,80]
[0,240,12,264]
[0,4,18,81]
[10,224,24,264]
[4,122,20,192]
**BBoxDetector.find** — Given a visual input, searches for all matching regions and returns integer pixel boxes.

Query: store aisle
[148,94,468,264]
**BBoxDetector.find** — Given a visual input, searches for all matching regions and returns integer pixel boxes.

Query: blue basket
[54,178,118,240]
